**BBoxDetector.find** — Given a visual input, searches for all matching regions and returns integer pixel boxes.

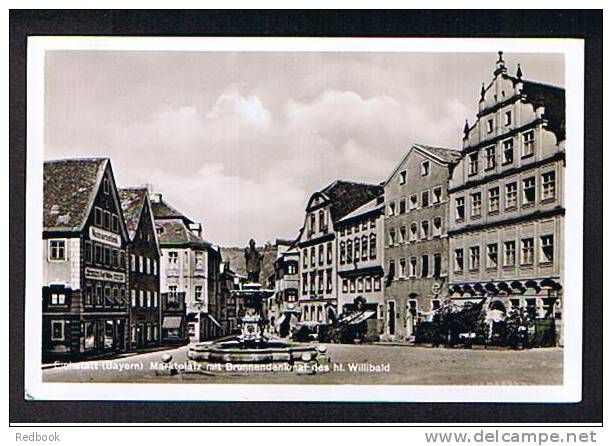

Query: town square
[41,49,566,385]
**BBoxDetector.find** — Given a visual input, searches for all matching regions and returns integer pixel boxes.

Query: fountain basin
[188,339,322,364]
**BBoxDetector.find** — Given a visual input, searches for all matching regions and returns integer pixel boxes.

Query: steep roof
[43,158,108,230]
[318,180,383,222]
[151,196,194,224]
[118,188,148,240]
[336,197,383,224]
[155,218,210,249]
[383,143,461,185]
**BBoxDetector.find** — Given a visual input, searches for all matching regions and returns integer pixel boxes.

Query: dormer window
[399,170,407,185]
[103,177,110,194]
[421,161,430,176]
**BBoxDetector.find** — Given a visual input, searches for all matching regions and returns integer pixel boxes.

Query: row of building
[42,156,255,360]
[268,52,565,343]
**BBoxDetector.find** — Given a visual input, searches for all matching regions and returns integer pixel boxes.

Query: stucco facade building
[297,180,383,323]
[448,52,565,334]
[150,193,223,341]
[42,158,130,360]
[336,196,385,332]
[382,144,461,341]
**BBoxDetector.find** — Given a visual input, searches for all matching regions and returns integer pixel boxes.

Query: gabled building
[382,144,461,341]
[150,192,223,341]
[42,158,130,360]
[297,180,383,322]
[448,52,565,342]
[119,187,162,351]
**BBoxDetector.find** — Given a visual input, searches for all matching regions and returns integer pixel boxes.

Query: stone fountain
[187,240,327,370]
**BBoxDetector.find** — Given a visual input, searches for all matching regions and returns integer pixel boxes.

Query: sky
[44,50,564,247]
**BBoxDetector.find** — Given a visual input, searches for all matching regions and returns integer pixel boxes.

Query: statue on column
[244,238,263,283]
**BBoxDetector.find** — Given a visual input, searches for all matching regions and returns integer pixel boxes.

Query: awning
[206,314,223,330]
[162,316,183,329]
[349,310,376,325]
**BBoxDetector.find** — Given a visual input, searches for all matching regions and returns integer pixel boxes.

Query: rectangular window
[487,243,498,268]
[409,194,418,210]
[503,139,514,164]
[318,244,324,266]
[388,228,396,246]
[139,290,145,307]
[468,152,479,175]
[168,251,178,265]
[486,146,496,170]
[409,257,417,278]
[487,118,494,134]
[50,292,66,305]
[542,171,556,200]
[399,225,407,244]
[422,190,430,207]
[522,131,535,157]
[195,251,204,269]
[399,198,406,214]
[374,277,381,291]
[433,253,442,277]
[421,220,429,239]
[349,278,356,293]
[421,161,430,176]
[84,241,92,263]
[94,244,102,264]
[51,321,64,341]
[131,290,136,307]
[153,260,157,276]
[388,201,396,216]
[454,249,464,272]
[399,258,406,278]
[111,249,119,267]
[540,235,554,263]
[505,182,518,209]
[455,196,465,220]
[399,170,407,184]
[365,277,372,292]
[104,247,111,266]
[327,242,333,264]
[94,207,103,227]
[421,255,429,278]
[521,238,534,265]
[409,223,418,242]
[504,241,516,266]
[103,210,111,229]
[471,192,482,217]
[504,110,512,126]
[432,186,443,204]
[522,177,536,205]
[49,240,66,260]
[469,246,480,270]
[303,250,308,267]
[488,187,500,213]
[342,279,348,293]
[195,286,203,301]
[302,274,308,293]
[112,214,119,232]
[432,217,442,237]
[346,241,353,263]
[369,234,377,259]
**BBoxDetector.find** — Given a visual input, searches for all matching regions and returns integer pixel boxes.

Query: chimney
[188,223,202,238]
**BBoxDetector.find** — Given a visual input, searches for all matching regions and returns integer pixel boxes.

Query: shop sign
[85,267,125,283]
[89,226,121,248]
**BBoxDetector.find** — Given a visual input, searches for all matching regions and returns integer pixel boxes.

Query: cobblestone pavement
[43,342,562,386]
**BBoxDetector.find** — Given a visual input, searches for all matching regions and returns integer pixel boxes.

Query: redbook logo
[15,432,61,442]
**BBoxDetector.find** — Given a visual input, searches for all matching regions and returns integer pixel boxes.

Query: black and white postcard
[24,36,585,403]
